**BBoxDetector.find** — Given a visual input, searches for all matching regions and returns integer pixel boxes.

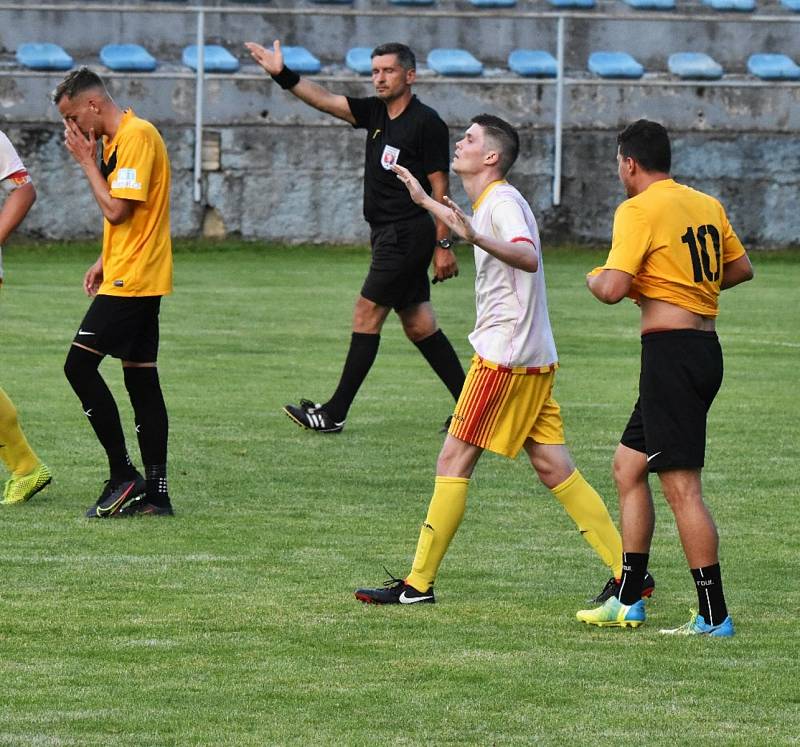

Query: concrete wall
[2,1,799,247]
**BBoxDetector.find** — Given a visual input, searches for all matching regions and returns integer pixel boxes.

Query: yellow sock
[550,469,622,578]
[0,387,39,477]
[405,476,470,593]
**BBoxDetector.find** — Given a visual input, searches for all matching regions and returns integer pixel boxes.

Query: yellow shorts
[448,355,565,458]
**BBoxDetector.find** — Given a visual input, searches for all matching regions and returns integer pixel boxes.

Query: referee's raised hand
[245,40,284,76]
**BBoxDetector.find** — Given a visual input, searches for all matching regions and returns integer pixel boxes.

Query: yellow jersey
[100,109,172,297]
[599,179,745,317]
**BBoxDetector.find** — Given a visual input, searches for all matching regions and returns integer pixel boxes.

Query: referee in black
[246,40,465,433]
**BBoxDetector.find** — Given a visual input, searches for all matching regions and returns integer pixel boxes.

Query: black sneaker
[355,571,435,605]
[588,571,656,604]
[283,399,345,433]
[86,473,146,518]
[116,495,175,517]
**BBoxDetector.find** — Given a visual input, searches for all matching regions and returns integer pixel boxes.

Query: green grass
[0,241,797,746]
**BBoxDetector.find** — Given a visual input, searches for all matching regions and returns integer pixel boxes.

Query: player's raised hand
[63,119,97,169]
[245,40,284,76]
[443,195,477,243]
[392,164,428,206]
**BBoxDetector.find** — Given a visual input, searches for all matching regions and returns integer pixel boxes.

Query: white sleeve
[0,130,26,183]
[490,199,536,247]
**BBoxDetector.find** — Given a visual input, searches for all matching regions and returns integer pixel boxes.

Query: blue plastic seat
[588,52,644,79]
[747,53,800,80]
[780,0,800,9]
[346,47,372,75]
[282,46,321,74]
[100,44,157,72]
[182,45,239,72]
[470,0,517,6]
[668,52,723,79]
[508,49,557,78]
[16,42,73,71]
[427,49,483,77]
[701,0,755,10]
[624,0,675,7]
[548,0,595,7]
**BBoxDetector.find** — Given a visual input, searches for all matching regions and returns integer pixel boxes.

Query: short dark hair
[470,113,520,176]
[52,66,107,104]
[617,119,671,173]
[371,43,416,71]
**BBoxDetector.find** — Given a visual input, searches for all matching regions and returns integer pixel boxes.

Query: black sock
[145,464,170,506]
[123,367,169,490]
[413,329,465,401]
[691,563,728,626]
[618,552,649,605]
[323,332,380,422]
[64,345,132,479]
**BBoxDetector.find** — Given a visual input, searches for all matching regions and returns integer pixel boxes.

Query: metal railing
[2,1,798,206]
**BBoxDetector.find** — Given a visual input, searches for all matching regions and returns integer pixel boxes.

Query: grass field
[0,241,797,746]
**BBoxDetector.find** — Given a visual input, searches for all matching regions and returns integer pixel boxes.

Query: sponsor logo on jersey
[111,167,141,190]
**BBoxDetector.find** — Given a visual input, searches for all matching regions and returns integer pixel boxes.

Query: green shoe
[2,463,52,505]
[576,596,646,628]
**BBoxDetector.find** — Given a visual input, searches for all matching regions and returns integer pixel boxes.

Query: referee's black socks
[413,329,465,401]
[324,332,380,423]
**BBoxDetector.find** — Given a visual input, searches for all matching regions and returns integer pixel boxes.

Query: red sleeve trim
[5,169,29,181]
[511,236,535,245]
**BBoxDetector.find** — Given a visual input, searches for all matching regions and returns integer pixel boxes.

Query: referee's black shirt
[346,95,450,226]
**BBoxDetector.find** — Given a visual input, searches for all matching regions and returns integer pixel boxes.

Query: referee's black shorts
[361,213,436,311]
[620,329,723,473]
[73,294,162,362]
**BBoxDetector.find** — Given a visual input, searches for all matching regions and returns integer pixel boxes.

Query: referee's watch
[437,238,453,250]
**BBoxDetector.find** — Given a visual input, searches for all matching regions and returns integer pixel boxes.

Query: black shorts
[361,214,435,311]
[620,329,723,473]
[73,294,162,362]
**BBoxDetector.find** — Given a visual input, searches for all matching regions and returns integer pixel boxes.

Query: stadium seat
[623,0,676,8]
[588,52,644,79]
[701,0,755,10]
[389,0,435,4]
[182,45,239,73]
[548,0,595,7]
[427,49,483,76]
[470,0,517,6]
[100,44,157,72]
[780,0,800,9]
[16,42,73,71]
[747,53,800,80]
[346,47,372,75]
[282,46,321,74]
[667,52,723,79]
[508,49,558,78]
[308,0,353,4]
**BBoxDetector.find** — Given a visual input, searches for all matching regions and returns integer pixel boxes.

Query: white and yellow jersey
[468,180,558,370]
[0,129,33,282]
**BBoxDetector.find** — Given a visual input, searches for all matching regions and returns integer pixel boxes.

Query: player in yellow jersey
[0,129,52,505]
[355,114,642,605]
[576,120,753,636]
[54,68,174,517]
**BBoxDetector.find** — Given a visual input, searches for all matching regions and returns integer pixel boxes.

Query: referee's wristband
[271,65,300,90]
